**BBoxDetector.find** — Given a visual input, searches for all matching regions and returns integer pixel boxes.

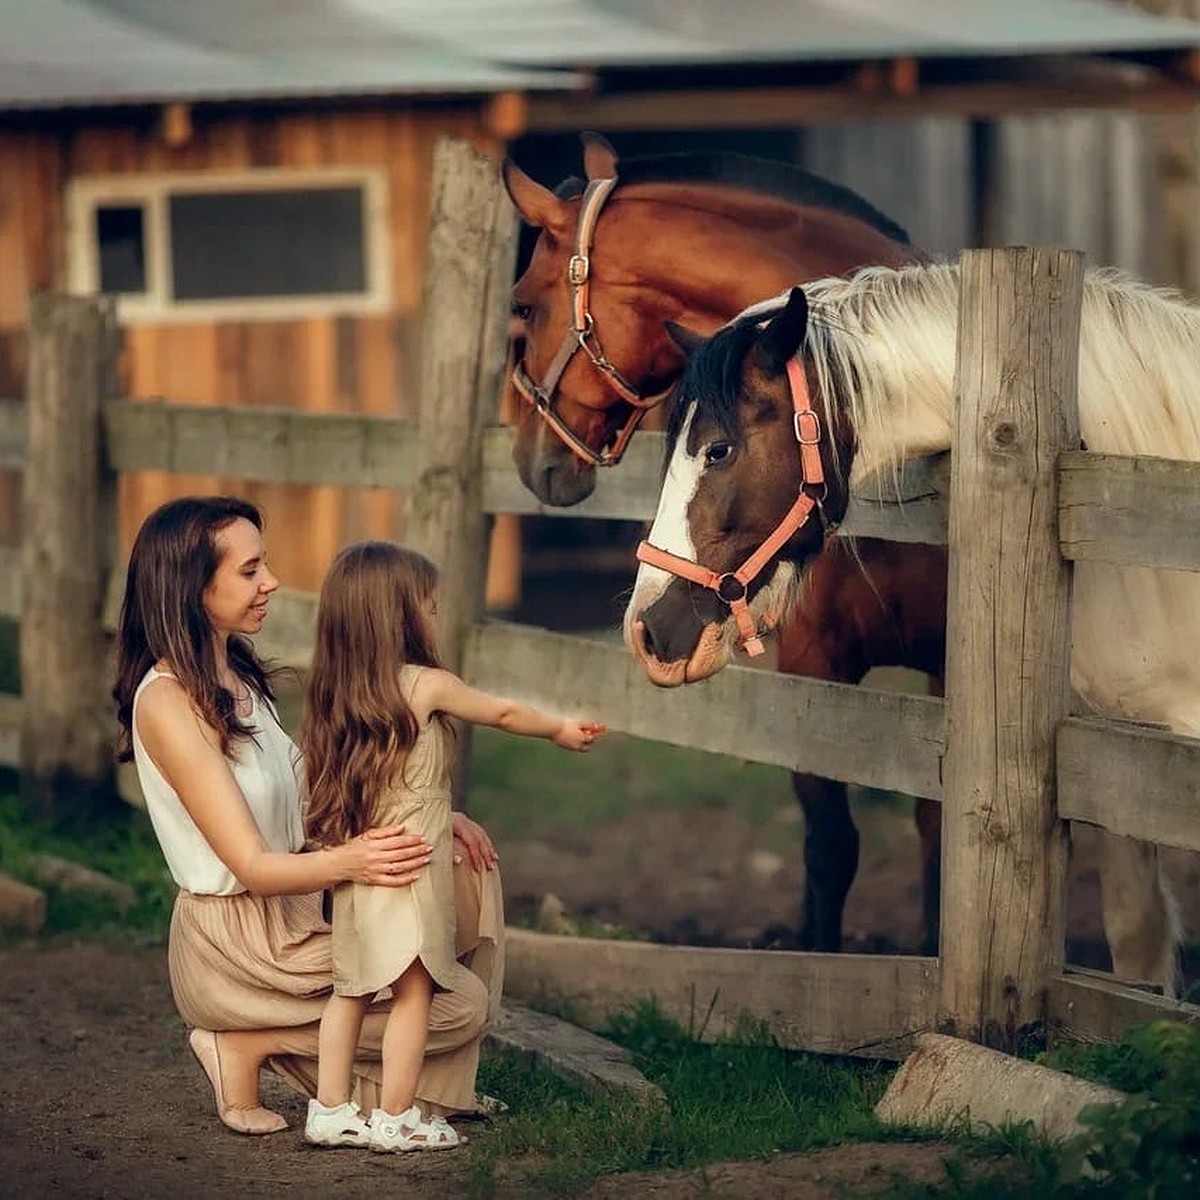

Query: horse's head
[503,136,683,506]
[624,288,852,686]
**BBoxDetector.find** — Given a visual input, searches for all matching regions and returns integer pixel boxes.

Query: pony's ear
[757,288,809,373]
[664,319,707,361]
[582,131,619,180]
[501,158,572,238]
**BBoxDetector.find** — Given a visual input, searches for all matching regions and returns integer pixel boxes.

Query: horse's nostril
[638,612,660,660]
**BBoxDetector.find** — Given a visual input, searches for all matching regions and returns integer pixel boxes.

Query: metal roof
[2,0,1199,112]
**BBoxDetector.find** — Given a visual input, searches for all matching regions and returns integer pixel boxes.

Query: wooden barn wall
[0,108,500,592]
[803,110,1159,278]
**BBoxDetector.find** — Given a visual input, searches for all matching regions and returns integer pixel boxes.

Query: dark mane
[667,317,765,450]
[554,151,910,246]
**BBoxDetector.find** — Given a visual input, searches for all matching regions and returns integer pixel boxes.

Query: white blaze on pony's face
[625,400,703,629]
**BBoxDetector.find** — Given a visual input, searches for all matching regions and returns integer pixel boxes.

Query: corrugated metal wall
[803,111,1161,278]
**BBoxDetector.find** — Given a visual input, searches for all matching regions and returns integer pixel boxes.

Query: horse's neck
[618,186,918,327]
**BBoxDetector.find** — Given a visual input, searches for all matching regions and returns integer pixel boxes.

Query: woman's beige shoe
[188,1028,287,1136]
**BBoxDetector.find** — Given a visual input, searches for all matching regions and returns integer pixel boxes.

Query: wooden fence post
[406,137,518,799]
[20,293,121,818]
[937,247,1084,1047]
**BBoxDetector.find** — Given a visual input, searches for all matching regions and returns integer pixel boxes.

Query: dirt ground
[0,942,970,1200]
[4,796,1196,1199]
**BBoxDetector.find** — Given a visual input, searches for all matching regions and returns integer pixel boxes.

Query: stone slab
[0,871,47,934]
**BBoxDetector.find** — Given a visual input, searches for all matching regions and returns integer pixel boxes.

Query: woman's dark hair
[301,541,445,847]
[113,496,277,762]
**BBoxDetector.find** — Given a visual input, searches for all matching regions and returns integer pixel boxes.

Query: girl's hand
[552,719,608,752]
[451,811,500,871]
[342,825,432,886]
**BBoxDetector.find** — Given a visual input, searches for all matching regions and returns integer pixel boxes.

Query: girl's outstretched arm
[416,669,606,752]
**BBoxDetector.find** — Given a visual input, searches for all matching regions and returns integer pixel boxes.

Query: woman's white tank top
[131,667,304,895]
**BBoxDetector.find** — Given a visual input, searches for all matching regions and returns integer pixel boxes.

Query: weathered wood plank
[0,397,22,470]
[407,137,517,679]
[1059,451,1200,572]
[938,248,1083,1044]
[20,294,120,813]
[102,400,417,489]
[505,929,939,1059]
[1048,973,1200,1044]
[0,692,20,767]
[0,543,18,619]
[464,622,946,799]
[1058,716,1200,852]
[481,424,666,521]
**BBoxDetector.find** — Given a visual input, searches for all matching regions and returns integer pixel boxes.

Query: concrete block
[875,1031,1126,1143]
[0,871,47,934]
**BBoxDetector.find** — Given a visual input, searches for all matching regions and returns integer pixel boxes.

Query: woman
[113,496,504,1136]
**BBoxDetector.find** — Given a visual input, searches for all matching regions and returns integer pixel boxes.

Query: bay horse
[625,268,1195,993]
[503,136,946,955]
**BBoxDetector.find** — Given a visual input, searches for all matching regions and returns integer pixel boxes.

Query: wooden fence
[3,138,1200,1054]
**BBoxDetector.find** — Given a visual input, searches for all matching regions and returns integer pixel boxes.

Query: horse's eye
[704,441,734,467]
[511,302,533,322]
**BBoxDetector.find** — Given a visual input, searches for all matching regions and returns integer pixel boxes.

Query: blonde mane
[781,260,1200,738]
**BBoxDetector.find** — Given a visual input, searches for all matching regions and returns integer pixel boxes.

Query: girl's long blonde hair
[301,542,444,848]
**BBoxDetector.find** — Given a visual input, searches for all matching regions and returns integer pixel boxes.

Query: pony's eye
[511,302,533,322]
[704,441,734,467]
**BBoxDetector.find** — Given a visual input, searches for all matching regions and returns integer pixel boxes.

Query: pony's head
[503,134,681,505]
[623,288,853,686]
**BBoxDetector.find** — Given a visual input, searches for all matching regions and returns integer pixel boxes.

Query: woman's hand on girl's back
[552,720,608,752]
[342,826,432,886]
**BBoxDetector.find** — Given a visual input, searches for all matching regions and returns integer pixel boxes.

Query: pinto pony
[503,135,946,954]
[625,267,1196,992]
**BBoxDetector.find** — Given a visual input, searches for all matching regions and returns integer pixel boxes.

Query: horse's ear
[664,320,707,361]
[758,288,809,372]
[582,131,619,180]
[501,157,572,238]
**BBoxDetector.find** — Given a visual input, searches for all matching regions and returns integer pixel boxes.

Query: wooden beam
[1048,972,1200,1044]
[1058,716,1200,853]
[1059,451,1200,572]
[0,692,19,768]
[464,622,946,799]
[20,294,120,814]
[0,397,22,470]
[525,77,1200,134]
[0,544,18,620]
[103,400,418,489]
[937,248,1083,1046]
[505,929,939,1059]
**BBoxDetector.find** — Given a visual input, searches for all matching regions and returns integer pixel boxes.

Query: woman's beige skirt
[168,861,504,1114]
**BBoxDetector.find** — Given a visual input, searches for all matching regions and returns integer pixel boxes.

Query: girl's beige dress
[132,666,504,1115]
[331,665,473,999]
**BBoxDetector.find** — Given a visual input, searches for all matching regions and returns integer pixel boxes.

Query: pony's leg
[915,675,946,956]
[914,798,942,956]
[1099,833,1181,997]
[792,772,859,951]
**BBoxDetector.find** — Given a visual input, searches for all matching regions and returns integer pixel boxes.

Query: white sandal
[368,1105,465,1152]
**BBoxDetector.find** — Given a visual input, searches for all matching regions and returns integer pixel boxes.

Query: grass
[0,786,176,943]
[468,1001,906,1198]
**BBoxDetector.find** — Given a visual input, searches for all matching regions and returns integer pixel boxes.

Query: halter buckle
[794,409,821,445]
[715,573,747,604]
[568,254,590,286]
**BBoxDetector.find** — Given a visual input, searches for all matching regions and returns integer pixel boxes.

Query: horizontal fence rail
[8,397,1200,570]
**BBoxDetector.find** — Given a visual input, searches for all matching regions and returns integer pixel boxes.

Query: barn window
[68,169,389,323]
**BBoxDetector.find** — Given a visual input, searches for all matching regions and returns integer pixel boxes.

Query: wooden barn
[3,0,1200,599]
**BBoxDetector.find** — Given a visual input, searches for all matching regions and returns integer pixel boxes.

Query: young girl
[301,542,605,1152]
